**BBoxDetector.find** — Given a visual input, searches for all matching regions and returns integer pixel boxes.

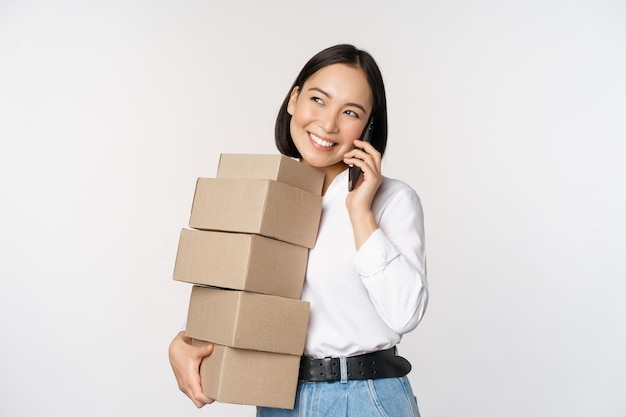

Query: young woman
[169,44,429,417]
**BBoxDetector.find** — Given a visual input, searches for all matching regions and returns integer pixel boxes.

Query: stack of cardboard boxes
[173,154,324,409]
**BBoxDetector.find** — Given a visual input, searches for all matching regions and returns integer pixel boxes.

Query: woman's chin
[302,157,346,172]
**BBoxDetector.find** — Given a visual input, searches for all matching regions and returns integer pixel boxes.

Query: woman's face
[287,63,373,175]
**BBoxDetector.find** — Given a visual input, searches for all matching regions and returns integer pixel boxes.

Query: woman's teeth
[310,133,335,147]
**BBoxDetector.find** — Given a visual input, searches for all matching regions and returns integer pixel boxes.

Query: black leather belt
[298,347,412,383]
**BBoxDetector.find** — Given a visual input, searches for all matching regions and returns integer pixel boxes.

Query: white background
[1,1,625,416]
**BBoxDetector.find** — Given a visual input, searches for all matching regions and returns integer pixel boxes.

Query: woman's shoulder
[373,176,424,229]
[372,176,423,217]
[377,176,421,202]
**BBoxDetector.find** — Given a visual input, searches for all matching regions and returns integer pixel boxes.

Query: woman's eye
[344,110,358,118]
[312,97,324,105]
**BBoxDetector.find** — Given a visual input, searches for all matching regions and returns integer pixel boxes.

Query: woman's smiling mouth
[309,132,336,148]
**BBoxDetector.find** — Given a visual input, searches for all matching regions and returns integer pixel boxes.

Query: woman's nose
[321,111,339,133]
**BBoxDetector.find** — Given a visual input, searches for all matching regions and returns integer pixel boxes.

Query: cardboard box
[189,178,322,248]
[173,228,308,299]
[186,286,309,356]
[192,340,301,409]
[216,153,325,196]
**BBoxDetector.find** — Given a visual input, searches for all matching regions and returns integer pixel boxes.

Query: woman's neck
[321,164,347,195]
[300,160,347,196]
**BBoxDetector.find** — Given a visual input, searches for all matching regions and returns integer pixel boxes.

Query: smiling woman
[168,44,429,417]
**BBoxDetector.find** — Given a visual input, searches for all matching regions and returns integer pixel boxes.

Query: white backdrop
[1,1,625,416]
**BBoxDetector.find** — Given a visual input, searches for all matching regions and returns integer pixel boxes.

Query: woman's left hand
[343,139,383,249]
[344,138,383,209]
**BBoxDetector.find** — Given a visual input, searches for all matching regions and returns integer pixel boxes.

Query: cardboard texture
[192,340,300,409]
[189,178,322,248]
[186,286,309,356]
[216,153,325,196]
[173,228,308,299]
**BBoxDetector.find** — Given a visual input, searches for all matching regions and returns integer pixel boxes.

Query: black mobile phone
[348,119,374,191]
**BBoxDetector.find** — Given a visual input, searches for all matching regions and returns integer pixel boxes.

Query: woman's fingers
[344,141,382,186]
[186,343,215,407]
[169,331,215,408]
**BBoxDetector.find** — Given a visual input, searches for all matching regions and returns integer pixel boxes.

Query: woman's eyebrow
[307,87,367,114]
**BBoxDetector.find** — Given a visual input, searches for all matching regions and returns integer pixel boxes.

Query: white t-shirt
[302,168,429,358]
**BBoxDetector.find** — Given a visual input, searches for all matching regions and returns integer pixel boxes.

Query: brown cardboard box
[189,178,322,248]
[186,286,309,356]
[173,228,308,299]
[192,340,301,409]
[216,153,325,195]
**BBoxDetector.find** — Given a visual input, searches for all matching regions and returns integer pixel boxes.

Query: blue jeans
[256,377,421,417]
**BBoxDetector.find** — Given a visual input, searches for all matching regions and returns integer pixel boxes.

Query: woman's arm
[355,187,428,334]
[343,139,429,334]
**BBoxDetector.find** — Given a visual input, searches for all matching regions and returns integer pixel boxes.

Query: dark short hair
[275,44,388,158]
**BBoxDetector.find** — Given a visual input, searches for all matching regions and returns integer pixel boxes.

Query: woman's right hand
[168,330,215,408]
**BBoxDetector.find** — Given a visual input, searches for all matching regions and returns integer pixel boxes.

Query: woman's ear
[286,86,300,116]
